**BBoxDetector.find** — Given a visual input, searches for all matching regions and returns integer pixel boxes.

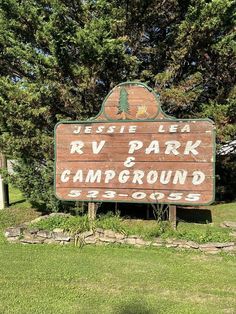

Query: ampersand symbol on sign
[124,157,136,168]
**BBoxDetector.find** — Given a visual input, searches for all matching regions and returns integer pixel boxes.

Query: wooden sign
[55,82,215,205]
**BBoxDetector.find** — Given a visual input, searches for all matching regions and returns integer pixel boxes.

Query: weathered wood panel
[55,161,213,192]
[56,120,214,134]
[55,119,215,205]
[56,187,214,204]
[56,152,213,163]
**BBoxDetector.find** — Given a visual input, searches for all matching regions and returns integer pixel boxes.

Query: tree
[0,0,235,210]
[118,87,130,119]
[0,0,133,211]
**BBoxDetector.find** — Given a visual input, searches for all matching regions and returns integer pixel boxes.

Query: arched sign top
[95,82,169,121]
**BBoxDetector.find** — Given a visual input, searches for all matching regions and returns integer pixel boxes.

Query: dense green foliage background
[0,0,235,210]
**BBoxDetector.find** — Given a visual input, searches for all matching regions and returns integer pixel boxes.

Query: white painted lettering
[192,171,205,185]
[150,192,165,200]
[168,192,183,201]
[145,140,160,154]
[103,191,116,198]
[185,193,201,201]
[104,170,116,183]
[68,190,81,197]
[129,125,137,133]
[132,192,146,200]
[124,157,136,168]
[119,126,125,133]
[73,126,81,134]
[84,126,92,133]
[146,171,158,184]
[165,141,180,155]
[160,170,172,184]
[118,170,130,183]
[70,141,84,154]
[173,170,188,184]
[132,170,144,184]
[169,125,178,132]
[61,170,70,183]
[181,124,190,132]
[184,140,201,155]
[87,190,99,198]
[128,140,143,154]
[96,126,105,133]
[107,126,116,133]
[92,140,106,154]
[73,170,83,183]
[85,170,102,183]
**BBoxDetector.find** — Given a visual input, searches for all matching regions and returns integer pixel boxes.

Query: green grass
[30,204,236,243]
[0,244,235,314]
[1,186,236,244]
[0,186,39,243]
[8,185,32,209]
[0,187,235,313]
[171,202,236,243]
[30,214,91,234]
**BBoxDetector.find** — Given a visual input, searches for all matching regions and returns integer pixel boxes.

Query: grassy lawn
[0,244,235,314]
[0,187,235,313]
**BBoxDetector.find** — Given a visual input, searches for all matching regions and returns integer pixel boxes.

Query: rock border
[4,223,236,254]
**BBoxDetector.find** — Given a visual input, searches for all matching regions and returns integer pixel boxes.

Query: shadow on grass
[113,299,156,314]
[177,207,212,224]
[9,199,26,206]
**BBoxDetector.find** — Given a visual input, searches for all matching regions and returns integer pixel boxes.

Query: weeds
[28,211,233,244]
[30,215,90,234]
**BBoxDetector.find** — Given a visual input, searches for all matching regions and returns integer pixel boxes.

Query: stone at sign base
[221,221,236,229]
[3,214,236,254]
[5,227,24,237]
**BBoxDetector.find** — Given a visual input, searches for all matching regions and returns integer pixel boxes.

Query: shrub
[31,215,90,234]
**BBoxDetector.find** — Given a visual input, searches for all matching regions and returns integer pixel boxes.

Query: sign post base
[169,205,177,230]
[88,202,97,221]
[0,176,5,210]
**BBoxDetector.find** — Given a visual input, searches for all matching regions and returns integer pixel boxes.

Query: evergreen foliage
[118,86,129,119]
[0,0,235,210]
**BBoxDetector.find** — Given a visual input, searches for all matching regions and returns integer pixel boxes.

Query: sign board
[55,82,215,205]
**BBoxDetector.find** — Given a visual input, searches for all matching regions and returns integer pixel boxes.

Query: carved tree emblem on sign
[101,83,161,121]
[117,87,130,120]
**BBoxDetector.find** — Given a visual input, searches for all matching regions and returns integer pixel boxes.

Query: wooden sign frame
[54,82,215,206]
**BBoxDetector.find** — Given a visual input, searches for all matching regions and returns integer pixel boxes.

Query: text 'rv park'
[55,120,214,205]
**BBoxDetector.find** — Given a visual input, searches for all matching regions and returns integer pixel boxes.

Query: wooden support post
[146,204,150,220]
[0,175,5,210]
[115,202,118,214]
[0,154,9,210]
[169,205,177,230]
[88,202,97,221]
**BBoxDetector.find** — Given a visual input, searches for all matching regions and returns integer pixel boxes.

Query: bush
[31,215,90,234]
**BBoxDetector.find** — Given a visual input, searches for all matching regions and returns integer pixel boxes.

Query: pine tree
[118,87,130,119]
[0,0,235,209]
